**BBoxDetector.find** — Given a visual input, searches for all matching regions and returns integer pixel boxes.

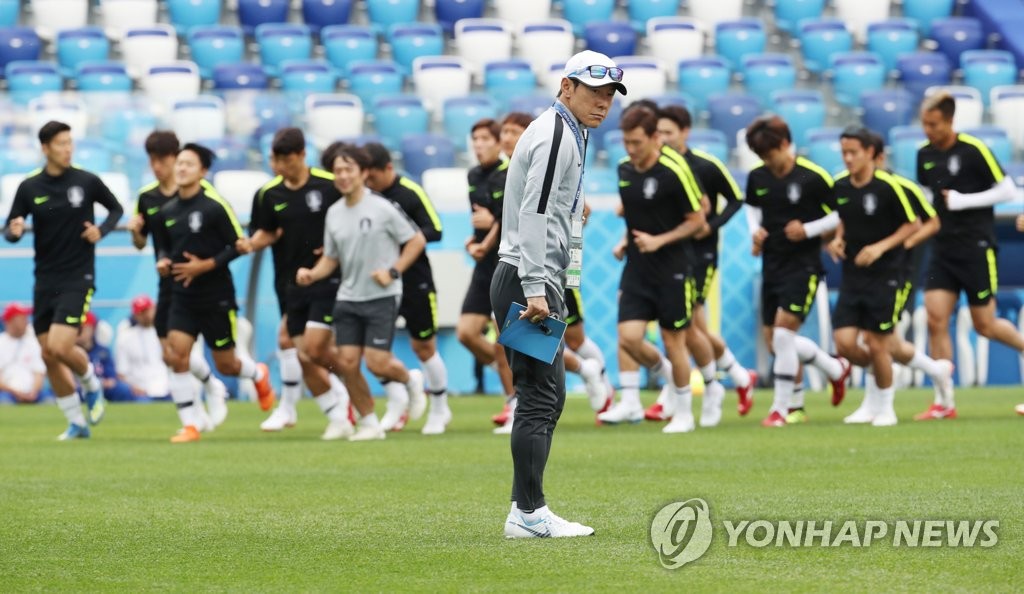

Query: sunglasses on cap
[570,65,624,83]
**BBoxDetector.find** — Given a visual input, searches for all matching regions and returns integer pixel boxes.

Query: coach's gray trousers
[490,261,567,512]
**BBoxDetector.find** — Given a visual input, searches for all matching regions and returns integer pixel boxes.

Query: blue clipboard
[497,302,567,365]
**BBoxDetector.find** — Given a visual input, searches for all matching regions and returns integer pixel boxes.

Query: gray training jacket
[497,103,586,299]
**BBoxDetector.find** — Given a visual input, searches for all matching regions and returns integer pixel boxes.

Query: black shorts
[926,243,998,306]
[761,267,821,326]
[167,298,238,350]
[155,278,172,338]
[334,296,399,350]
[400,281,438,340]
[274,275,288,317]
[692,254,718,306]
[461,263,495,316]
[832,275,902,334]
[285,285,335,338]
[564,288,584,326]
[32,286,94,335]
[618,269,695,330]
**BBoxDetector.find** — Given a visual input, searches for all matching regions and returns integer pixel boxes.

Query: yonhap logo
[650,498,713,569]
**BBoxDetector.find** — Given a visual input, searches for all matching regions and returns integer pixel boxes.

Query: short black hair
[471,118,500,140]
[362,142,392,170]
[271,127,305,156]
[623,99,659,117]
[332,144,371,171]
[866,130,885,157]
[38,120,71,145]
[619,106,658,136]
[180,142,215,170]
[320,141,349,171]
[144,131,180,158]
[745,115,792,156]
[658,105,692,131]
[840,125,878,157]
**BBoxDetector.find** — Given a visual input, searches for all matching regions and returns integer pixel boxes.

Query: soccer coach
[491,50,626,539]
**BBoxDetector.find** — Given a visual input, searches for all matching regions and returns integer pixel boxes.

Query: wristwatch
[388,267,400,280]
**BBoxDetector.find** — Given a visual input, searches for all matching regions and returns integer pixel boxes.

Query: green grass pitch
[1,387,1020,592]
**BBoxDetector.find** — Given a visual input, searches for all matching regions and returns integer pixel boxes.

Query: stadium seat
[991,85,1024,151]
[31,0,89,41]
[774,0,825,35]
[829,52,886,108]
[770,89,825,146]
[603,129,626,165]
[348,59,404,107]
[867,19,920,74]
[56,27,109,77]
[689,0,743,28]
[435,0,485,35]
[517,20,574,77]
[98,104,154,146]
[887,125,926,178]
[647,18,705,76]
[543,60,568,94]
[629,0,680,33]
[961,50,1018,107]
[507,93,554,118]
[5,61,62,104]
[903,0,954,36]
[420,167,470,212]
[212,63,268,90]
[205,137,250,176]
[365,0,420,33]
[388,23,444,74]
[483,59,537,107]
[715,19,766,71]
[442,95,498,150]
[583,165,617,194]
[122,25,178,79]
[255,23,313,77]
[678,56,731,112]
[741,54,797,105]
[833,0,891,43]
[237,0,289,35]
[562,0,615,36]
[0,27,42,75]
[142,61,200,115]
[688,129,730,163]
[302,0,353,33]
[929,18,984,66]
[372,94,430,148]
[964,126,1013,166]
[75,61,132,92]
[897,52,952,102]
[649,93,693,110]
[172,95,226,143]
[805,127,844,174]
[707,93,761,149]
[412,56,472,114]
[280,59,338,95]
[401,133,456,181]
[798,19,852,75]
[28,95,87,136]
[494,0,550,31]
[166,0,221,34]
[242,94,292,140]
[925,85,983,130]
[859,88,915,140]
[612,57,666,106]
[188,26,245,79]
[584,21,637,59]
[0,0,15,27]
[101,0,158,40]
[306,93,364,149]
[455,19,513,78]
[211,170,273,223]
[321,25,378,76]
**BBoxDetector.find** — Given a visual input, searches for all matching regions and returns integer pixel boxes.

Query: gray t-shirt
[323,190,418,302]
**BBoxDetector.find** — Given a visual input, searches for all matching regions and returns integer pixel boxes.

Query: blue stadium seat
[347,60,404,106]
[584,21,637,58]
[73,138,114,172]
[866,19,920,74]
[255,23,313,77]
[76,61,132,92]
[897,52,952,102]
[366,0,420,33]
[965,126,1013,165]
[6,61,61,104]
[388,23,444,74]
[237,0,289,35]
[716,19,766,71]
[401,133,456,181]
[770,89,825,147]
[584,165,618,194]
[212,63,268,90]
[805,127,844,175]
[903,0,954,36]
[678,56,730,112]
[627,0,678,32]
[929,17,984,66]
[322,25,378,76]
[649,93,693,110]
[56,28,109,77]
[442,95,498,150]
[707,93,761,149]
[372,94,430,148]
[484,59,537,108]
[688,129,729,163]
[774,0,825,34]
[302,0,353,33]
[0,0,16,27]
[100,107,157,147]
[250,94,294,141]
[188,26,245,79]
[562,0,615,36]
[0,27,41,75]
[167,0,221,34]
[507,93,554,118]
[741,54,796,105]
[798,19,852,74]
[603,129,626,165]
[961,50,1018,107]
[888,125,926,178]
[206,137,251,175]
[860,88,915,140]
[280,59,338,94]
[829,52,885,107]
[435,0,485,35]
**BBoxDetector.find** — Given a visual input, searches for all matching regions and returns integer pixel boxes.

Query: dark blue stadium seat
[830,52,886,107]
[188,26,244,79]
[897,52,952,102]
[961,50,1018,106]
[507,93,554,119]
[860,88,915,140]
[212,63,268,90]
[798,19,852,74]
[255,24,313,76]
[434,0,485,35]
[770,89,825,146]
[741,54,797,105]
[56,27,108,77]
[302,0,353,33]
[584,21,637,58]
[76,61,132,92]
[237,0,290,35]
[401,133,456,181]
[0,27,41,76]
[929,17,984,66]
[373,94,430,148]
[347,60,404,106]
[707,93,762,149]
[206,137,251,175]
[716,19,767,71]
[388,23,444,74]
[866,19,920,74]
[648,93,693,111]
[902,0,954,36]
[774,0,826,34]
[167,0,221,34]
[678,56,730,112]
[322,25,377,75]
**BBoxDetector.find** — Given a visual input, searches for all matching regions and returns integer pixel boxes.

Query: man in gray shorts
[296,145,427,441]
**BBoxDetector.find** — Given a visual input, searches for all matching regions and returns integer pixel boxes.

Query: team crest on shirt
[643,177,658,199]
[948,155,961,176]
[188,211,203,232]
[306,190,323,212]
[359,217,372,233]
[67,186,84,208]
[863,193,877,215]
[787,183,801,204]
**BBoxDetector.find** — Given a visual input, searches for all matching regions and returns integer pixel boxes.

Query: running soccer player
[151,143,276,443]
[916,92,1022,420]
[296,144,427,442]
[3,120,124,440]
[744,115,852,427]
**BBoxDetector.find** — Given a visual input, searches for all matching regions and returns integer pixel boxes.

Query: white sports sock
[877,386,895,412]
[790,385,805,410]
[575,337,605,367]
[278,348,302,410]
[673,384,693,416]
[699,361,718,386]
[328,373,350,407]
[314,389,346,421]
[421,352,448,395]
[650,355,674,385]
[619,371,641,409]
[772,328,798,414]
[238,351,259,381]
[864,372,881,413]
[384,380,409,404]
[717,348,751,388]
[908,351,942,379]
[564,349,581,373]
[794,336,843,380]
[56,393,86,426]
[169,371,198,428]
[76,363,101,393]
[189,348,212,383]
[429,393,449,414]
[359,412,380,429]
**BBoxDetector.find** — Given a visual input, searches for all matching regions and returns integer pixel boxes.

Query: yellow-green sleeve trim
[658,155,703,212]
[796,156,834,188]
[399,177,442,233]
[135,181,160,215]
[309,167,334,180]
[958,133,1005,183]
[876,170,917,223]
[203,181,244,238]
[894,172,936,218]
[691,148,742,201]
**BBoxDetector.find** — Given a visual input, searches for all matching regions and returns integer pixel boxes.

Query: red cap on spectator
[83,311,97,327]
[2,303,31,322]
[131,294,154,315]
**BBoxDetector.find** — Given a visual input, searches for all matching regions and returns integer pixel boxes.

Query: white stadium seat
[517,20,574,78]
[420,167,470,213]
[172,95,227,143]
[32,0,90,41]
[413,56,472,115]
[103,0,159,40]
[211,170,273,224]
[304,93,364,149]
[454,18,513,79]
[122,24,179,79]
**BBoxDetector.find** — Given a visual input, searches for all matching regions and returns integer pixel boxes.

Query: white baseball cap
[562,50,627,96]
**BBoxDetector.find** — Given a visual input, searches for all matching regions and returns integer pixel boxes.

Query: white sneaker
[205,377,229,427]
[699,382,725,428]
[380,390,410,432]
[932,359,955,408]
[348,424,386,441]
[871,409,898,427]
[195,403,214,432]
[260,407,296,432]
[421,408,452,435]
[321,417,354,440]
[844,405,876,424]
[597,401,643,424]
[663,411,695,433]
[579,359,607,411]
[503,507,595,539]
[657,384,676,418]
[493,416,513,434]
[406,369,427,421]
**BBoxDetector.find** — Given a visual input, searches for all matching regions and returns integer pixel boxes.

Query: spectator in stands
[76,312,136,402]
[114,295,170,401]
[0,303,49,404]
